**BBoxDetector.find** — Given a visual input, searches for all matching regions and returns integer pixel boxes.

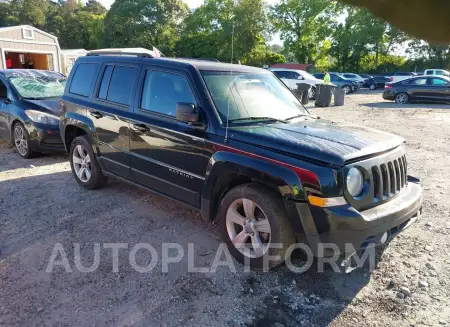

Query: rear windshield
[7,70,66,99]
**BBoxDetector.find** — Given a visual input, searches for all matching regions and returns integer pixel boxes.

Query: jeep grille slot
[372,166,382,201]
[380,164,389,197]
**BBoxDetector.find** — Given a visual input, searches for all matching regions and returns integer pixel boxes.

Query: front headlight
[346,167,364,197]
[25,110,59,125]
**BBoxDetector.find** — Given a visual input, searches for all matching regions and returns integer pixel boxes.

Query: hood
[228,118,405,166]
[22,99,60,116]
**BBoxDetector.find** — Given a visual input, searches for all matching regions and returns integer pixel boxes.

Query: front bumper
[24,122,65,153]
[294,182,423,257]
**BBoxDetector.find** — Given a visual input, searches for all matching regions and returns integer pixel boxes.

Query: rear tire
[369,84,376,90]
[218,183,295,270]
[343,85,351,94]
[69,135,106,189]
[395,92,409,104]
[309,87,316,99]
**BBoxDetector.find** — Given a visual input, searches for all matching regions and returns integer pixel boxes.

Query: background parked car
[313,73,356,94]
[340,73,366,88]
[424,69,450,77]
[383,75,450,104]
[359,73,373,80]
[270,68,322,99]
[389,72,417,83]
[363,76,390,90]
[0,69,66,158]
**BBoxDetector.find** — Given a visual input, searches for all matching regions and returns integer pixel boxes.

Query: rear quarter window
[69,63,99,97]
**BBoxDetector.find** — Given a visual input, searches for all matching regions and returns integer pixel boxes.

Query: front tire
[309,87,316,99]
[13,122,34,159]
[395,92,409,104]
[369,84,376,90]
[343,85,351,94]
[69,135,106,189]
[218,183,295,270]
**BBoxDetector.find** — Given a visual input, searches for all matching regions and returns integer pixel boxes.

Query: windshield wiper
[285,113,315,121]
[228,117,288,124]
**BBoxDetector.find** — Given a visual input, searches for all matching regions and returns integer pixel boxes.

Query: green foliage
[269,0,339,64]
[103,0,189,56]
[176,0,269,62]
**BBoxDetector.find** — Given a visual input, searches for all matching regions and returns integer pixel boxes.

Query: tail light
[385,84,392,89]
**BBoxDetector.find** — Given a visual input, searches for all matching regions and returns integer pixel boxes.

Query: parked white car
[424,69,450,77]
[389,72,417,83]
[269,68,322,99]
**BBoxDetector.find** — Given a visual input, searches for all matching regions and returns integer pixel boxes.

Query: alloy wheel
[309,87,316,99]
[14,125,28,156]
[395,93,409,104]
[225,198,271,258]
[343,85,351,94]
[72,144,92,183]
[370,84,376,90]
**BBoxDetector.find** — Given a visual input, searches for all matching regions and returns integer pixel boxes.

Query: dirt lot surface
[1,90,450,327]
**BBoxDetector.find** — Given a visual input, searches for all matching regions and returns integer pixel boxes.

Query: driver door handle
[90,111,103,119]
[132,123,150,133]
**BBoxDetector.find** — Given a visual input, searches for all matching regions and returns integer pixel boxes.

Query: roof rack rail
[178,57,220,62]
[87,51,154,58]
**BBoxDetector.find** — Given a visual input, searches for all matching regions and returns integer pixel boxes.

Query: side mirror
[176,102,201,124]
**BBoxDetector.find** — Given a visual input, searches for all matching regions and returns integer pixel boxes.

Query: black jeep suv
[60,52,423,269]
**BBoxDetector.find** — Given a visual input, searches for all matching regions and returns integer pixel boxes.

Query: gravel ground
[0,90,450,327]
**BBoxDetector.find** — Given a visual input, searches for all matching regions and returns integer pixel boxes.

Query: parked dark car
[359,74,373,80]
[383,75,450,104]
[363,76,390,90]
[60,53,423,269]
[0,69,66,158]
[313,73,356,93]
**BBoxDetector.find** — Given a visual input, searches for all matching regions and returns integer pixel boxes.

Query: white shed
[0,25,61,72]
[61,49,88,76]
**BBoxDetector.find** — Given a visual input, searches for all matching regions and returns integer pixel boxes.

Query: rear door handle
[90,111,103,119]
[132,123,150,133]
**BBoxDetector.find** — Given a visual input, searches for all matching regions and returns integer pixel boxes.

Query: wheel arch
[200,150,318,223]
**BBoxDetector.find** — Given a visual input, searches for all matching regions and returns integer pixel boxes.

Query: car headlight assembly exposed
[25,110,59,125]
[346,167,364,197]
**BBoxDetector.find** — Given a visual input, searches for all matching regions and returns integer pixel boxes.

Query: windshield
[201,71,309,123]
[7,71,66,99]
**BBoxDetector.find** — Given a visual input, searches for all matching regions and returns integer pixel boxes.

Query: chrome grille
[372,155,407,202]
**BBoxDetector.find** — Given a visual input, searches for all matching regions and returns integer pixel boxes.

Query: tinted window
[0,80,7,98]
[425,70,433,75]
[98,65,113,99]
[412,78,427,85]
[69,63,98,97]
[330,74,341,82]
[314,74,324,79]
[431,78,447,85]
[106,66,138,106]
[273,71,288,78]
[343,74,354,78]
[141,71,196,116]
[436,71,444,76]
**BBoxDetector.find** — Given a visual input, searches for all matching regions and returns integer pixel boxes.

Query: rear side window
[69,63,98,97]
[98,65,138,106]
[140,70,196,117]
[435,70,444,76]
[431,78,447,85]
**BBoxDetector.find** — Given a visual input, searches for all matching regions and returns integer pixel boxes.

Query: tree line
[0,0,448,73]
